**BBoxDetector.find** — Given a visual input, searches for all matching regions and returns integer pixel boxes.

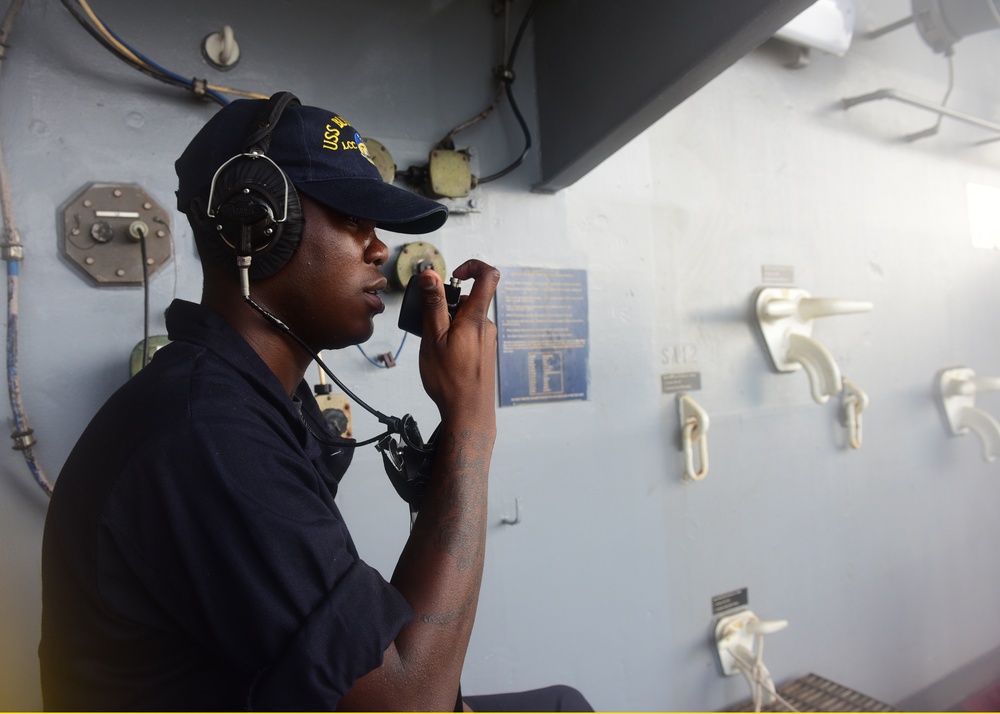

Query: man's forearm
[392,418,494,669]
[339,418,494,711]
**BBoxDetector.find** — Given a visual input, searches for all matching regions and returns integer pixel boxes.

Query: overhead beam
[531,0,817,193]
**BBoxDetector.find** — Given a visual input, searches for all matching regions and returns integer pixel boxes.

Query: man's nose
[368,234,389,266]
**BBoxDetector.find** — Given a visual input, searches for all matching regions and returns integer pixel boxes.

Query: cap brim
[296,177,448,235]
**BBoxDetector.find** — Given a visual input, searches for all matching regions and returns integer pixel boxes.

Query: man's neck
[202,286,310,398]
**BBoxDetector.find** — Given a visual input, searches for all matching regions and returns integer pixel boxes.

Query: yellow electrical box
[428,149,473,198]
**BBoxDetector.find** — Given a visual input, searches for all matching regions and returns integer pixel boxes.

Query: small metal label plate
[661,371,701,393]
[762,264,795,284]
[712,588,749,615]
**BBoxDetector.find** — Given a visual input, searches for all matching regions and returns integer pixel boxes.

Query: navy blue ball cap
[175,98,448,235]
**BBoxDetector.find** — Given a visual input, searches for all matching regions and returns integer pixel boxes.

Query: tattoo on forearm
[422,591,479,626]
[437,513,479,571]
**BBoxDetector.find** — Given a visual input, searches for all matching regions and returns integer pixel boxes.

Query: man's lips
[364,279,388,312]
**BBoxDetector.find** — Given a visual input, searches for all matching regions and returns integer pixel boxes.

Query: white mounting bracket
[938,366,1000,462]
[754,287,873,404]
[678,394,710,481]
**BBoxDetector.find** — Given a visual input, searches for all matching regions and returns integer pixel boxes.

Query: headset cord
[243,294,407,443]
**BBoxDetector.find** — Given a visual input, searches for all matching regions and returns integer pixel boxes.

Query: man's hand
[417,260,500,426]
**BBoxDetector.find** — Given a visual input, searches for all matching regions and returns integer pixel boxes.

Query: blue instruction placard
[496,267,589,407]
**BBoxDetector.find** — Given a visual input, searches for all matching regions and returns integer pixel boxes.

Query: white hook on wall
[840,378,868,449]
[938,367,1000,463]
[202,25,241,70]
[678,394,709,481]
[754,287,873,404]
[714,609,790,711]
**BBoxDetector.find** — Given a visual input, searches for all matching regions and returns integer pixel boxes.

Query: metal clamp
[678,394,710,481]
[840,378,869,449]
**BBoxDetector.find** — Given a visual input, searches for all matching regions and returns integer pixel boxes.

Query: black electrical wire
[476,72,532,183]
[476,0,539,184]
[139,231,150,369]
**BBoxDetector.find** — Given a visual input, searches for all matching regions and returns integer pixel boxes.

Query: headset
[206,91,304,296]
[205,91,438,511]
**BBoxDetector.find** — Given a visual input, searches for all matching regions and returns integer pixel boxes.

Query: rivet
[113,189,123,197]
[83,199,92,208]
[115,268,126,277]
[143,202,152,210]
[156,230,166,238]
[146,258,154,265]
[84,257,95,265]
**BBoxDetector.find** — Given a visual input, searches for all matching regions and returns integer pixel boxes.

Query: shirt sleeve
[99,414,413,709]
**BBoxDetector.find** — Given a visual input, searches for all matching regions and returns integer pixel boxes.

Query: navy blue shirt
[39,300,413,711]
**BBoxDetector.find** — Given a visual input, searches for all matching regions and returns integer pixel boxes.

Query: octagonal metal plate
[61,183,173,285]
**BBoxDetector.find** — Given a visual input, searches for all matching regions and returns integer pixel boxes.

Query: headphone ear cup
[211,157,303,280]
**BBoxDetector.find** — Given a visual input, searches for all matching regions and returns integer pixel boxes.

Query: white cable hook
[715,611,792,712]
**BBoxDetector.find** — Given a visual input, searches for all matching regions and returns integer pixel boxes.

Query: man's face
[264,194,389,350]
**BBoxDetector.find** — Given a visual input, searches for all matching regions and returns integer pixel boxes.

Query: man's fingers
[452,260,500,319]
[419,269,451,339]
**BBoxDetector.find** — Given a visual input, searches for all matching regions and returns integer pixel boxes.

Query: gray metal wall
[2,0,1000,710]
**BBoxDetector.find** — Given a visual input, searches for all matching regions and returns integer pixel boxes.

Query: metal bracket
[754,286,872,404]
[843,88,1000,142]
[938,366,1000,462]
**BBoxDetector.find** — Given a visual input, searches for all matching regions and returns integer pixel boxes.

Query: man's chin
[330,323,376,351]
